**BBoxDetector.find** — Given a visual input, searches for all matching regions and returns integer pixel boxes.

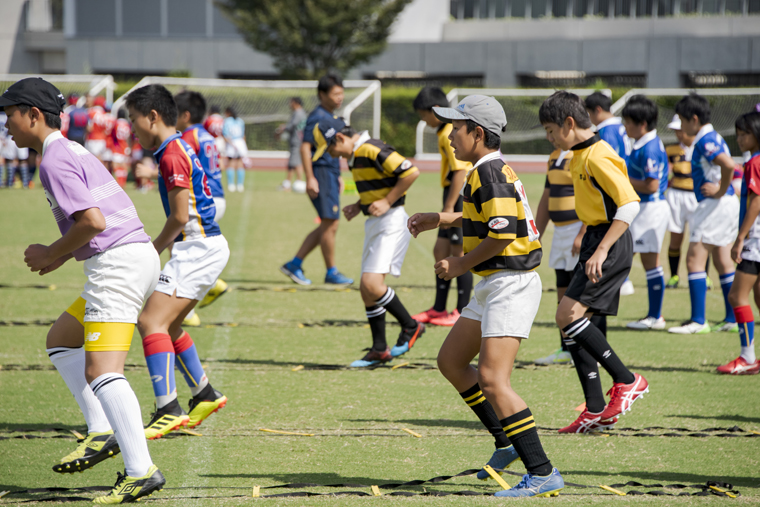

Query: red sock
[173,331,193,354]
[734,305,754,324]
[142,333,173,356]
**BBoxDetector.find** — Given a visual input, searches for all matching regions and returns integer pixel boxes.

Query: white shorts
[226,138,248,159]
[156,235,230,300]
[85,139,107,158]
[689,194,740,247]
[630,200,670,253]
[81,242,160,323]
[214,137,226,156]
[112,153,130,165]
[742,237,760,262]
[548,221,583,271]
[361,206,411,277]
[2,140,29,160]
[214,197,226,221]
[666,188,698,234]
[461,270,542,339]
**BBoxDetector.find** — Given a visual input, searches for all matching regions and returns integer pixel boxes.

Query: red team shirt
[111,118,131,156]
[204,113,224,138]
[87,106,110,141]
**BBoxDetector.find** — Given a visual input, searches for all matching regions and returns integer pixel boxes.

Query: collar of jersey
[571,134,600,151]
[632,129,658,151]
[596,116,622,130]
[42,130,64,158]
[693,123,715,145]
[460,151,503,197]
[154,132,181,159]
[184,124,203,134]
[348,131,372,166]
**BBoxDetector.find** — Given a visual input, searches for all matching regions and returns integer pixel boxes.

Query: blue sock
[237,168,245,186]
[688,272,707,325]
[174,332,209,397]
[646,266,665,319]
[720,272,735,323]
[226,169,235,187]
[326,266,338,277]
[142,333,177,408]
[291,256,303,269]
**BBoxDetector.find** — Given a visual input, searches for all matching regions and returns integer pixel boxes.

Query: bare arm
[732,191,760,263]
[585,219,630,284]
[629,177,659,195]
[368,170,420,217]
[152,187,190,254]
[712,153,737,199]
[536,187,550,238]
[435,237,513,281]
[407,212,462,237]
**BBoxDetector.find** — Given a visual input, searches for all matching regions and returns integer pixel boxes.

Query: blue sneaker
[390,323,425,357]
[476,446,520,480]
[494,468,564,498]
[280,262,311,286]
[350,348,391,368]
[324,270,353,286]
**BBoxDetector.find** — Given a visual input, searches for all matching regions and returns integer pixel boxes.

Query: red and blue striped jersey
[183,124,224,198]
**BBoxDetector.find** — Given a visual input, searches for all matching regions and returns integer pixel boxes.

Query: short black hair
[330,125,357,145]
[584,91,612,112]
[413,86,448,111]
[621,94,658,131]
[16,104,61,130]
[465,120,501,150]
[125,84,178,126]
[317,73,343,94]
[675,93,711,125]
[736,111,760,150]
[117,108,127,120]
[225,106,237,119]
[174,90,207,124]
[291,97,303,106]
[539,91,593,129]
[209,105,220,114]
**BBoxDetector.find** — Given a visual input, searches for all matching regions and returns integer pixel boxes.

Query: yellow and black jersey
[544,149,580,226]
[569,135,640,227]
[351,138,418,215]
[438,123,471,188]
[666,143,693,191]
[462,157,542,276]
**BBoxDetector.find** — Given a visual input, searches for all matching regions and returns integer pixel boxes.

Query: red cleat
[716,356,760,375]
[411,308,447,324]
[558,409,618,434]
[429,309,461,327]
[599,373,649,420]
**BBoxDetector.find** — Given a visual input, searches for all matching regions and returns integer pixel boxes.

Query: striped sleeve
[377,145,417,178]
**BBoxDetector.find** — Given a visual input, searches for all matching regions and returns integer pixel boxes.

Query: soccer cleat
[182,312,201,327]
[626,316,666,330]
[280,262,312,286]
[706,277,713,290]
[716,356,760,375]
[227,183,236,193]
[324,270,353,286]
[429,309,461,327]
[668,320,710,334]
[199,279,229,308]
[53,430,120,474]
[712,320,739,333]
[599,373,649,420]
[620,279,635,296]
[187,389,228,428]
[665,275,680,289]
[236,184,245,192]
[558,409,617,434]
[350,348,391,368]
[494,468,564,498]
[476,446,520,480]
[390,322,426,357]
[92,465,165,504]
[534,348,573,365]
[144,404,190,440]
[410,307,447,324]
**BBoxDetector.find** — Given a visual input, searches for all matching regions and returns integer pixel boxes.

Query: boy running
[409,96,564,497]
[126,85,229,439]
[6,77,165,503]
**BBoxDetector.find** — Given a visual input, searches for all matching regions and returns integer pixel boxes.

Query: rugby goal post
[0,74,115,107]
[113,77,381,159]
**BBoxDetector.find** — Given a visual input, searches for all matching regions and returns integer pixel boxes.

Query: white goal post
[0,74,115,107]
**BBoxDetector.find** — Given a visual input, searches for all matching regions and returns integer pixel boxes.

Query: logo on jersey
[85,332,101,342]
[704,142,720,156]
[400,160,412,171]
[158,274,171,284]
[488,217,509,230]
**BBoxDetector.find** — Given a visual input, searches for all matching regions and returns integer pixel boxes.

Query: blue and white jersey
[628,129,668,202]
[691,124,734,202]
[183,124,224,199]
[596,116,630,162]
[222,116,245,140]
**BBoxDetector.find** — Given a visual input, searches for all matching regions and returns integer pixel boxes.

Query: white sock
[157,389,178,409]
[741,345,756,364]
[91,373,153,478]
[47,347,111,433]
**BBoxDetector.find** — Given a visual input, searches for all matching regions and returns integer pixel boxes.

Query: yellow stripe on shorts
[65,297,86,326]
[83,322,135,352]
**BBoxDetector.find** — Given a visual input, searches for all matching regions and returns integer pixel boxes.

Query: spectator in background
[205,105,226,175]
[66,94,89,147]
[223,106,247,192]
[276,97,307,191]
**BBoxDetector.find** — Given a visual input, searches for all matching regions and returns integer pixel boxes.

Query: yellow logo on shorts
[85,332,101,342]
[333,205,338,213]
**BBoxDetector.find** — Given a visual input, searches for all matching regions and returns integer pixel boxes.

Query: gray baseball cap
[433,95,507,136]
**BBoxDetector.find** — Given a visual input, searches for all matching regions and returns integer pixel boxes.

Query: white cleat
[626,316,666,330]
[668,320,710,335]
[534,348,574,365]
[620,280,635,296]
[227,184,236,192]
[236,184,245,192]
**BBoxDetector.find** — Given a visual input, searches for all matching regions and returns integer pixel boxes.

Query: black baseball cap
[0,77,66,115]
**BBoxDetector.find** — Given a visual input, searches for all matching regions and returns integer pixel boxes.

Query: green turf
[1,170,758,505]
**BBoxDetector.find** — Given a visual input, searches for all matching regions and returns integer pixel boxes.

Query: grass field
[0,170,758,506]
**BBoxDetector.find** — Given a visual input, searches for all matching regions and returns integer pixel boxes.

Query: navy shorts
[311,167,341,220]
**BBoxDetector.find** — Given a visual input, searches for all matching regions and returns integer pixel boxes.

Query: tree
[217,0,413,79]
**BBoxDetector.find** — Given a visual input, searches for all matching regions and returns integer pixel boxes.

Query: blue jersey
[739,152,760,239]
[627,130,668,202]
[154,133,221,242]
[183,124,224,199]
[596,117,629,162]
[222,116,245,140]
[691,124,735,202]
[303,105,341,174]
[67,107,89,139]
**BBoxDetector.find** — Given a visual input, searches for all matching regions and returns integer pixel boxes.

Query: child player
[723,111,760,374]
[321,117,425,367]
[669,94,739,334]
[409,95,565,497]
[410,86,473,327]
[5,78,165,503]
[541,91,649,434]
[622,96,669,330]
[126,84,229,439]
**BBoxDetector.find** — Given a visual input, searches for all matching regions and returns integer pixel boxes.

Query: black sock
[563,318,635,385]
[433,277,451,312]
[193,383,215,401]
[668,249,680,278]
[366,305,387,351]
[501,408,552,476]
[377,287,416,330]
[460,383,510,449]
[563,337,605,413]
[456,271,473,312]
[590,313,607,337]
[705,255,711,275]
[159,397,182,415]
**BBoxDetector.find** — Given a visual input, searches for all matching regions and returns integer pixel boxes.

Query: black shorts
[555,269,574,289]
[564,225,633,316]
[437,185,464,245]
[737,258,760,275]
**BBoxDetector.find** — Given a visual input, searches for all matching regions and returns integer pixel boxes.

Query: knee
[728,288,742,309]
[436,350,461,381]
[84,364,98,385]
[478,368,508,397]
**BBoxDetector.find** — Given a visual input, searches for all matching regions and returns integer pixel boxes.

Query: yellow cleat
[187,390,228,428]
[54,430,120,474]
[144,411,189,440]
[199,279,229,308]
[93,465,165,504]
[182,312,201,327]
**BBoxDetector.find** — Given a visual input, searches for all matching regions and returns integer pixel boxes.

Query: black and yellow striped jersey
[351,137,418,215]
[569,136,640,227]
[666,143,694,191]
[438,123,471,188]
[462,156,542,276]
[544,149,580,226]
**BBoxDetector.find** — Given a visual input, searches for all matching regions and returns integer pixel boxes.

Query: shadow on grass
[0,423,83,432]
[561,470,760,489]
[666,414,760,424]
[345,418,483,430]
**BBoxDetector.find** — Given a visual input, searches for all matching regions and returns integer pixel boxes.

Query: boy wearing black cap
[408,95,564,498]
